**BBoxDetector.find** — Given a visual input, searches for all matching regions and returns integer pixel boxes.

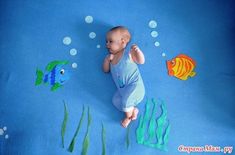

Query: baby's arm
[130,44,145,64]
[103,54,114,73]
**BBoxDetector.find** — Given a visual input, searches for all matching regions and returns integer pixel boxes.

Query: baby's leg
[112,91,122,111]
[113,91,132,128]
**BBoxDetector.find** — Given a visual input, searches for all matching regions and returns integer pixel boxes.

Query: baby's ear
[120,38,126,46]
[121,38,125,43]
[121,38,128,46]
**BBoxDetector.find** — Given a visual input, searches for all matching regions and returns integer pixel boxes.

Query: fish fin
[189,71,196,77]
[166,61,174,76]
[46,60,69,72]
[35,69,44,85]
[178,76,188,80]
[179,71,196,80]
[168,69,174,76]
[51,83,62,91]
[182,77,188,80]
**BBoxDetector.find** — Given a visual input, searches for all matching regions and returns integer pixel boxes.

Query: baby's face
[106,31,126,54]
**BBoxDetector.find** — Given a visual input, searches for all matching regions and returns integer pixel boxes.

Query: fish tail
[35,69,44,85]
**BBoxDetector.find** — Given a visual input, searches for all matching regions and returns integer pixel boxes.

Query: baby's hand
[109,54,114,61]
[131,44,141,52]
[106,54,114,62]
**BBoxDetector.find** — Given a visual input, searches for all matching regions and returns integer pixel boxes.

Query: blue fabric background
[0,0,235,154]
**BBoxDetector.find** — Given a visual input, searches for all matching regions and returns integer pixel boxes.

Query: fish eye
[171,60,175,65]
[60,69,65,75]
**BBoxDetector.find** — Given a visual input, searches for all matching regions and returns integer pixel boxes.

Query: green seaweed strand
[163,122,171,146]
[126,124,130,149]
[146,98,158,144]
[68,105,86,152]
[81,107,92,155]
[102,123,106,155]
[156,101,167,145]
[136,114,145,144]
[136,99,151,144]
[143,99,152,127]
[61,100,69,148]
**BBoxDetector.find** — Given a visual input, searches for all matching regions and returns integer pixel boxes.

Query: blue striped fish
[35,60,70,91]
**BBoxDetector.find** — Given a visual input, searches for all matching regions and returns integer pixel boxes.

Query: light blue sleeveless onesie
[110,48,145,112]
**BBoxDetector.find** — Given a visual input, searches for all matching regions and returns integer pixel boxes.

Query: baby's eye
[60,69,65,75]
[106,40,113,44]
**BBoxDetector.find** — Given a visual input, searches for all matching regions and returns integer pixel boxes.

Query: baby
[103,26,145,128]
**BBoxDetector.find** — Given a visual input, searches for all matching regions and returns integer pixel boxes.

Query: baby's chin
[108,50,115,54]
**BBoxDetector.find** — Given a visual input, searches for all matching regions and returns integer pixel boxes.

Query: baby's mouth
[108,49,113,53]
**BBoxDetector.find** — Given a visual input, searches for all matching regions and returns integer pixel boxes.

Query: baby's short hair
[109,26,131,43]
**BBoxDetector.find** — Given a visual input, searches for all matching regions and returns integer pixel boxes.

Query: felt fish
[35,60,70,91]
[166,54,196,80]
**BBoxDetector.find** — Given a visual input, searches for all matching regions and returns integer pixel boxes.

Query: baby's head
[106,26,131,54]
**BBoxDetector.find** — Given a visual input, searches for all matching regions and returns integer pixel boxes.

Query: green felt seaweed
[147,98,158,142]
[35,69,43,85]
[156,101,167,145]
[126,125,130,149]
[143,99,152,127]
[136,98,171,151]
[45,60,69,72]
[136,114,145,144]
[81,107,92,155]
[163,123,171,146]
[147,118,156,144]
[102,123,106,155]
[82,134,89,155]
[136,99,151,144]
[68,105,86,152]
[61,101,69,148]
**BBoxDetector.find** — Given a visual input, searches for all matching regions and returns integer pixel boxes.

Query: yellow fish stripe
[177,59,188,78]
[179,59,194,80]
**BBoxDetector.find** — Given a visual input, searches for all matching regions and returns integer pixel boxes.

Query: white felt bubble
[5,134,9,139]
[3,126,7,131]
[63,37,72,45]
[154,41,160,47]
[0,129,4,135]
[149,20,157,28]
[85,16,93,24]
[151,31,158,38]
[70,48,77,56]
[72,63,77,68]
[162,52,166,57]
[89,32,96,39]
[96,44,101,48]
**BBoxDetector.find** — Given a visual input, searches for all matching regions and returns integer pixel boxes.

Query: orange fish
[166,54,196,80]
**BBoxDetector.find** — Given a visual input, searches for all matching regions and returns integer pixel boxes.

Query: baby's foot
[121,117,132,128]
[131,108,139,120]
